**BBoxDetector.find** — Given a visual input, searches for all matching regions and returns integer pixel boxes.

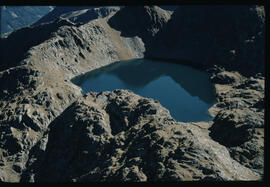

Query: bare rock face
[146,5,265,76]
[20,90,260,182]
[0,67,41,100]
[0,18,76,71]
[108,6,172,47]
[208,68,264,176]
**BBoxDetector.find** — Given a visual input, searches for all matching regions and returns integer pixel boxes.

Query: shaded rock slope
[145,5,265,76]
[0,18,76,71]
[108,6,173,48]
[0,6,265,182]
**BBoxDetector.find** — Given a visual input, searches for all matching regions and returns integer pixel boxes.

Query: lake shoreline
[72,58,217,122]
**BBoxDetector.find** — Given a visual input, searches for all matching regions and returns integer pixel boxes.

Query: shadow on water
[72,59,216,104]
[72,59,217,122]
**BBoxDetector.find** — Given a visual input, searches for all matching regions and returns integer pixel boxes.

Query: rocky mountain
[32,6,174,26]
[32,6,121,26]
[0,5,265,182]
[108,6,173,47]
[0,6,54,36]
[60,6,121,24]
[145,5,265,76]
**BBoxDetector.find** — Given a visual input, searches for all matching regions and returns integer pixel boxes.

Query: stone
[211,71,241,84]
[19,90,260,182]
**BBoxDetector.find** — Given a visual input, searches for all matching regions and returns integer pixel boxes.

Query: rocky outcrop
[20,90,260,181]
[145,5,265,76]
[108,6,172,47]
[0,18,76,71]
[207,67,264,176]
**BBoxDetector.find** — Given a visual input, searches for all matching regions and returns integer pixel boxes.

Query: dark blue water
[72,59,216,122]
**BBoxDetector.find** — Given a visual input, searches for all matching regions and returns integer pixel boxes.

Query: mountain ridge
[0,6,54,36]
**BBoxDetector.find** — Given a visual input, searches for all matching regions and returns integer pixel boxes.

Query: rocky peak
[108,6,172,46]
[0,17,78,71]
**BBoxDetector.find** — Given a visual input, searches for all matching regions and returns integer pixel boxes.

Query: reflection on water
[72,59,216,122]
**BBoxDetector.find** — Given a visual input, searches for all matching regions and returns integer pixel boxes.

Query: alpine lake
[72,59,217,122]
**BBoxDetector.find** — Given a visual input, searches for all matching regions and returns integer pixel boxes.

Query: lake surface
[72,59,216,122]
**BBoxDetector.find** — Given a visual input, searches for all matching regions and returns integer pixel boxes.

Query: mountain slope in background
[32,6,174,26]
[0,6,54,36]
[32,6,95,26]
[32,6,122,26]
[59,6,121,25]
